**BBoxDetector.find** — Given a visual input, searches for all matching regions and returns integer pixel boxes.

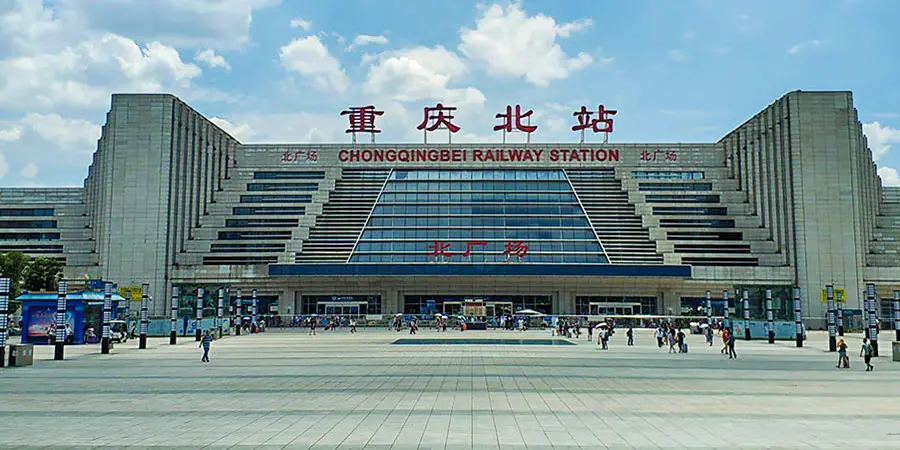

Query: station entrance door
[318,301,367,318]
[590,302,640,316]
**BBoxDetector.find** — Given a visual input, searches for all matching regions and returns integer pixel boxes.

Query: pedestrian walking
[199,329,212,362]
[626,327,634,346]
[727,331,737,359]
[309,316,317,336]
[860,338,874,371]
[836,339,849,369]
[349,318,357,334]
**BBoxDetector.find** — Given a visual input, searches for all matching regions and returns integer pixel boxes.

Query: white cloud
[194,49,231,71]
[59,0,280,49]
[878,167,900,187]
[279,36,349,93]
[458,3,593,87]
[351,34,388,48]
[210,117,254,142]
[787,40,821,55]
[0,126,22,142]
[0,33,203,111]
[363,45,485,106]
[290,18,312,30]
[21,113,101,153]
[863,121,900,162]
[668,49,687,62]
[20,162,38,179]
[0,151,6,179]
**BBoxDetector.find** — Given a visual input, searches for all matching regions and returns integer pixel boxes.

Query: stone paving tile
[0,330,898,449]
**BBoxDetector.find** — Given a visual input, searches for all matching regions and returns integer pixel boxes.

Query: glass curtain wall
[350,170,608,264]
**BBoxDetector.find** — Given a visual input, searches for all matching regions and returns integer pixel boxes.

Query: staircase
[565,169,663,265]
[294,169,391,263]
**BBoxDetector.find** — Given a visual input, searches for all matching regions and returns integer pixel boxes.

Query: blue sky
[0,0,899,186]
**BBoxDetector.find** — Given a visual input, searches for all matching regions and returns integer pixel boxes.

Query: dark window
[210,243,286,253]
[645,194,720,203]
[681,257,758,266]
[202,256,278,265]
[652,207,727,216]
[638,182,713,191]
[575,296,658,315]
[225,219,299,228]
[240,195,312,203]
[0,244,64,253]
[674,244,751,254]
[0,232,60,241]
[659,219,735,228]
[0,220,57,228]
[632,171,704,180]
[233,207,306,215]
[218,231,292,240]
[246,183,318,192]
[301,295,382,315]
[0,208,54,217]
[667,231,743,241]
[253,171,326,180]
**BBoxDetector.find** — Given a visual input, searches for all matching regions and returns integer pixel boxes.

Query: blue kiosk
[16,291,124,345]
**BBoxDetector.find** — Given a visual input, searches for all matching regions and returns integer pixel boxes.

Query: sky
[0,0,899,187]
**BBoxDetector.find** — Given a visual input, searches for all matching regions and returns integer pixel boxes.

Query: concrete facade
[1,91,898,323]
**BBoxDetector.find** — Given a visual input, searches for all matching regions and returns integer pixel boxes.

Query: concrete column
[54,281,67,360]
[195,287,204,341]
[0,277,9,367]
[170,286,179,344]
[139,283,149,349]
[101,282,113,354]
[826,285,836,351]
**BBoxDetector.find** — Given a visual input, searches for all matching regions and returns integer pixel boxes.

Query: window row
[225,218,299,228]
[202,256,278,265]
[383,181,572,193]
[210,243,286,253]
[366,216,591,228]
[659,219,735,228]
[354,240,603,253]
[667,231,743,241]
[652,207,728,216]
[246,182,319,192]
[644,194,720,203]
[638,182,713,192]
[360,228,598,240]
[392,170,565,181]
[0,220,57,229]
[0,232,60,241]
[233,206,306,216]
[350,253,608,263]
[632,171,704,180]
[239,194,312,204]
[377,192,578,204]
[0,208,54,217]
[253,171,326,180]
[372,204,586,216]
[218,231,292,240]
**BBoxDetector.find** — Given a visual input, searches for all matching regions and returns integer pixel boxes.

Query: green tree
[23,257,64,292]
[0,251,29,299]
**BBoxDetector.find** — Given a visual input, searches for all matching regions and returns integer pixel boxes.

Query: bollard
[866,284,879,357]
[723,290,730,333]
[124,290,131,330]
[54,280,68,360]
[793,287,803,347]
[251,289,258,333]
[139,283,149,349]
[0,277,9,367]
[235,288,242,336]
[836,290,844,337]
[825,285,836,351]
[170,286,179,345]
[705,290,712,325]
[195,288,204,342]
[217,288,224,339]
[893,290,900,342]
[101,282,112,354]
[765,288,774,343]
[742,289,750,341]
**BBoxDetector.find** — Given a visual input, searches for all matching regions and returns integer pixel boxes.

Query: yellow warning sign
[819,288,846,304]
[118,286,144,302]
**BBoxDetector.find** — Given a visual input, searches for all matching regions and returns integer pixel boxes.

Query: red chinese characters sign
[339,102,619,143]
[427,241,528,261]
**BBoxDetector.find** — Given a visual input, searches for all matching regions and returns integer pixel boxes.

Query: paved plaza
[1,328,898,449]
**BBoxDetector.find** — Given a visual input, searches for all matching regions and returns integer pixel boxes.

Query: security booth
[16,292,124,345]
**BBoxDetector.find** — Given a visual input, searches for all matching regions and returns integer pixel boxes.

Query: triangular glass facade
[349,169,609,264]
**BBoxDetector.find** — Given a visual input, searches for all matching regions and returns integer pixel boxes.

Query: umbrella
[395,313,403,316]
[593,323,609,329]
[699,323,710,329]
[515,309,544,316]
